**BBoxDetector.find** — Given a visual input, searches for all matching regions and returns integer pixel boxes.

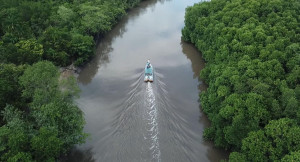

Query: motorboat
[144,60,153,82]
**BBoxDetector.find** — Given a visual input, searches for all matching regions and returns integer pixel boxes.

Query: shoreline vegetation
[0,0,144,161]
[182,0,299,161]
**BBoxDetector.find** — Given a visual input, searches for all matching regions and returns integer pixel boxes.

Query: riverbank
[182,0,300,161]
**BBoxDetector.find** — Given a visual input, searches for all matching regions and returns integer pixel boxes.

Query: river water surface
[65,0,228,161]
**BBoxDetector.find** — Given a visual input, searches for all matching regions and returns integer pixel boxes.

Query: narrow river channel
[65,0,228,161]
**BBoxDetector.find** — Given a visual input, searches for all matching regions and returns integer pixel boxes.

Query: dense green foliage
[0,0,143,66]
[182,0,300,160]
[0,61,86,161]
[0,0,144,161]
[0,64,27,112]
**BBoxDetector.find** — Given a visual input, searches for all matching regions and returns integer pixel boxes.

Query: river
[64,0,228,161]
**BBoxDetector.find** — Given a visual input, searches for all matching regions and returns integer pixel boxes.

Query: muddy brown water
[64,0,228,161]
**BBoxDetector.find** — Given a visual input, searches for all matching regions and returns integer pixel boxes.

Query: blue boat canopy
[144,60,154,82]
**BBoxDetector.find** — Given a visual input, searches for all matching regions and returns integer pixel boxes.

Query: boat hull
[144,64,154,82]
[144,77,153,82]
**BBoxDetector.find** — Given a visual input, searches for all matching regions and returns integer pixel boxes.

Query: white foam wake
[144,82,161,161]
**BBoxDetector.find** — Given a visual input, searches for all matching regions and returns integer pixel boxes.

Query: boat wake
[82,68,200,161]
[143,82,161,161]
[107,70,161,161]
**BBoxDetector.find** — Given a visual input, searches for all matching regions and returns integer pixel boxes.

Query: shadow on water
[181,39,230,161]
[61,148,94,162]
[180,39,207,92]
[77,0,168,85]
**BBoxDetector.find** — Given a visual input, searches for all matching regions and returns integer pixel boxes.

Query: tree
[56,5,76,27]
[32,100,86,152]
[15,39,43,64]
[0,105,31,161]
[70,33,94,66]
[183,0,300,159]
[0,0,148,160]
[78,3,112,35]
[229,152,246,162]
[19,61,59,103]
[281,150,300,162]
[0,64,26,117]
[39,27,72,66]
[31,127,62,161]
[1,61,86,161]
[19,61,86,151]
[230,118,300,161]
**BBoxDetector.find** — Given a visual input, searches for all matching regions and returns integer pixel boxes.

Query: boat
[144,60,154,82]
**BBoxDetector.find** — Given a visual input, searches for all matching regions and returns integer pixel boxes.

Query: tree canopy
[0,61,86,161]
[0,0,143,66]
[183,0,300,160]
[0,0,145,160]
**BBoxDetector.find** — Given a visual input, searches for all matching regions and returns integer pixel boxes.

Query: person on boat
[147,60,151,68]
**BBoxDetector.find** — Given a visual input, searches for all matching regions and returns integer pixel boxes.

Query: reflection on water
[180,39,208,93]
[62,148,94,162]
[181,29,229,162]
[77,0,167,85]
[65,0,229,161]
